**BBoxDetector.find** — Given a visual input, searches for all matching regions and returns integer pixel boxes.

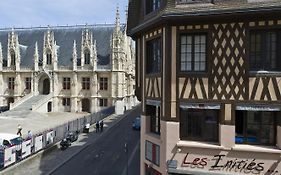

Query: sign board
[34,135,43,152]
[176,152,281,175]
[4,146,16,167]
[21,140,31,159]
[46,131,54,145]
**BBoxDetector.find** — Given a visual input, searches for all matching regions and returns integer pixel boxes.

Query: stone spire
[34,42,39,71]
[72,40,77,71]
[0,42,2,71]
[7,29,21,69]
[115,6,121,33]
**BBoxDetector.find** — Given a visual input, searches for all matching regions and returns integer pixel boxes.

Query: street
[50,107,141,175]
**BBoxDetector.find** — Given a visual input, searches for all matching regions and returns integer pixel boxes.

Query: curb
[47,107,139,175]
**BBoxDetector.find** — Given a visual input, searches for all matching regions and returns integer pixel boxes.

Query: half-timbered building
[127,0,281,174]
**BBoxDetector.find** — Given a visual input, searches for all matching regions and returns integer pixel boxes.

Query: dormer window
[10,50,16,66]
[84,49,90,65]
[146,0,161,14]
[46,50,52,65]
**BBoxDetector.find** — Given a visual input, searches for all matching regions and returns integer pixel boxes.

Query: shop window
[146,0,161,14]
[99,77,108,90]
[82,77,90,90]
[99,98,108,107]
[146,105,161,135]
[8,77,15,90]
[235,110,276,146]
[180,34,206,72]
[180,108,219,142]
[62,98,70,106]
[249,30,281,71]
[146,38,161,74]
[145,140,160,166]
[63,77,71,90]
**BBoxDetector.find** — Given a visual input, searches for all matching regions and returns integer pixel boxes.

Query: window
[8,77,15,90]
[25,77,31,90]
[84,49,90,65]
[77,59,81,66]
[63,77,71,90]
[46,51,52,65]
[10,50,16,66]
[146,0,161,14]
[180,34,206,72]
[146,38,161,74]
[62,98,71,106]
[180,108,219,142]
[99,77,108,90]
[145,140,160,166]
[250,30,281,71]
[146,105,161,135]
[99,98,108,107]
[235,110,276,146]
[82,77,90,90]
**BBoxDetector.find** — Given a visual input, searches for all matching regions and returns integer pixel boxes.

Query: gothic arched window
[46,50,52,65]
[84,49,90,65]
[10,50,16,66]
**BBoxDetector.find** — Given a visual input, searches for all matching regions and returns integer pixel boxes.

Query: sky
[0,0,128,29]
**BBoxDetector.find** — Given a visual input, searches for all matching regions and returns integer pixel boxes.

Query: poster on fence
[0,149,4,168]
[4,146,16,167]
[34,135,43,152]
[21,140,31,159]
[46,131,54,145]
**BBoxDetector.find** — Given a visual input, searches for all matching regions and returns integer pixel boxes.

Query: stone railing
[10,93,33,110]
[31,93,54,111]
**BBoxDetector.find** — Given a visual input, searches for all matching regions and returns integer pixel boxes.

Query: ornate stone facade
[0,9,136,114]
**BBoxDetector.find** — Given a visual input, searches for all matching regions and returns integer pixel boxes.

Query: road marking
[121,139,140,175]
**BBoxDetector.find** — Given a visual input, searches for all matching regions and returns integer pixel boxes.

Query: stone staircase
[0,95,49,118]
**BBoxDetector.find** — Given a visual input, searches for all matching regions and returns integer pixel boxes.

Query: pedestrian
[96,121,99,133]
[17,124,22,137]
[100,120,104,132]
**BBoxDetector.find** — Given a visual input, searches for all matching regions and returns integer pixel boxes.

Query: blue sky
[0,0,128,28]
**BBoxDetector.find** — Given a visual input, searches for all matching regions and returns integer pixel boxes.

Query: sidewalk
[0,106,139,175]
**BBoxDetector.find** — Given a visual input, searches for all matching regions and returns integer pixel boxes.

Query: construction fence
[0,106,115,170]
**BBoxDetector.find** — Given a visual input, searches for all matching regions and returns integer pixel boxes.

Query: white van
[0,133,22,147]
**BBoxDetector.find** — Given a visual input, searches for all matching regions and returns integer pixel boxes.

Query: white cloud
[0,0,128,28]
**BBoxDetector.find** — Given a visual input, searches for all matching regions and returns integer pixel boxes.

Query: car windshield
[135,117,140,123]
[10,137,22,145]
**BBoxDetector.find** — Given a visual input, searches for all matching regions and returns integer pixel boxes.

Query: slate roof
[0,24,124,67]
[127,0,281,35]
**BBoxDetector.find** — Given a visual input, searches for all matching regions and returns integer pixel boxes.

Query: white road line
[121,139,140,175]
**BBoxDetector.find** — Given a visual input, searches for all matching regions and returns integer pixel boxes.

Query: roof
[0,24,125,67]
[127,0,281,36]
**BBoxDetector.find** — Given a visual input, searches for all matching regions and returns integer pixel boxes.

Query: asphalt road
[50,107,141,175]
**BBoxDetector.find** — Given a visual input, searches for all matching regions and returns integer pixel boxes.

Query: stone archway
[38,74,50,95]
[82,98,90,113]
[43,79,50,94]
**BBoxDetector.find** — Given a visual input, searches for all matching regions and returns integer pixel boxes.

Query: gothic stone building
[0,12,136,114]
[128,0,281,175]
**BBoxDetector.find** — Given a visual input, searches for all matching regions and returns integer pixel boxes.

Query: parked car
[132,116,141,130]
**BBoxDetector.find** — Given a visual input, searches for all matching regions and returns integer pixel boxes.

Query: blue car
[132,117,141,130]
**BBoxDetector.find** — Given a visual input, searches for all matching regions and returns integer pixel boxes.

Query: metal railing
[0,106,115,170]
